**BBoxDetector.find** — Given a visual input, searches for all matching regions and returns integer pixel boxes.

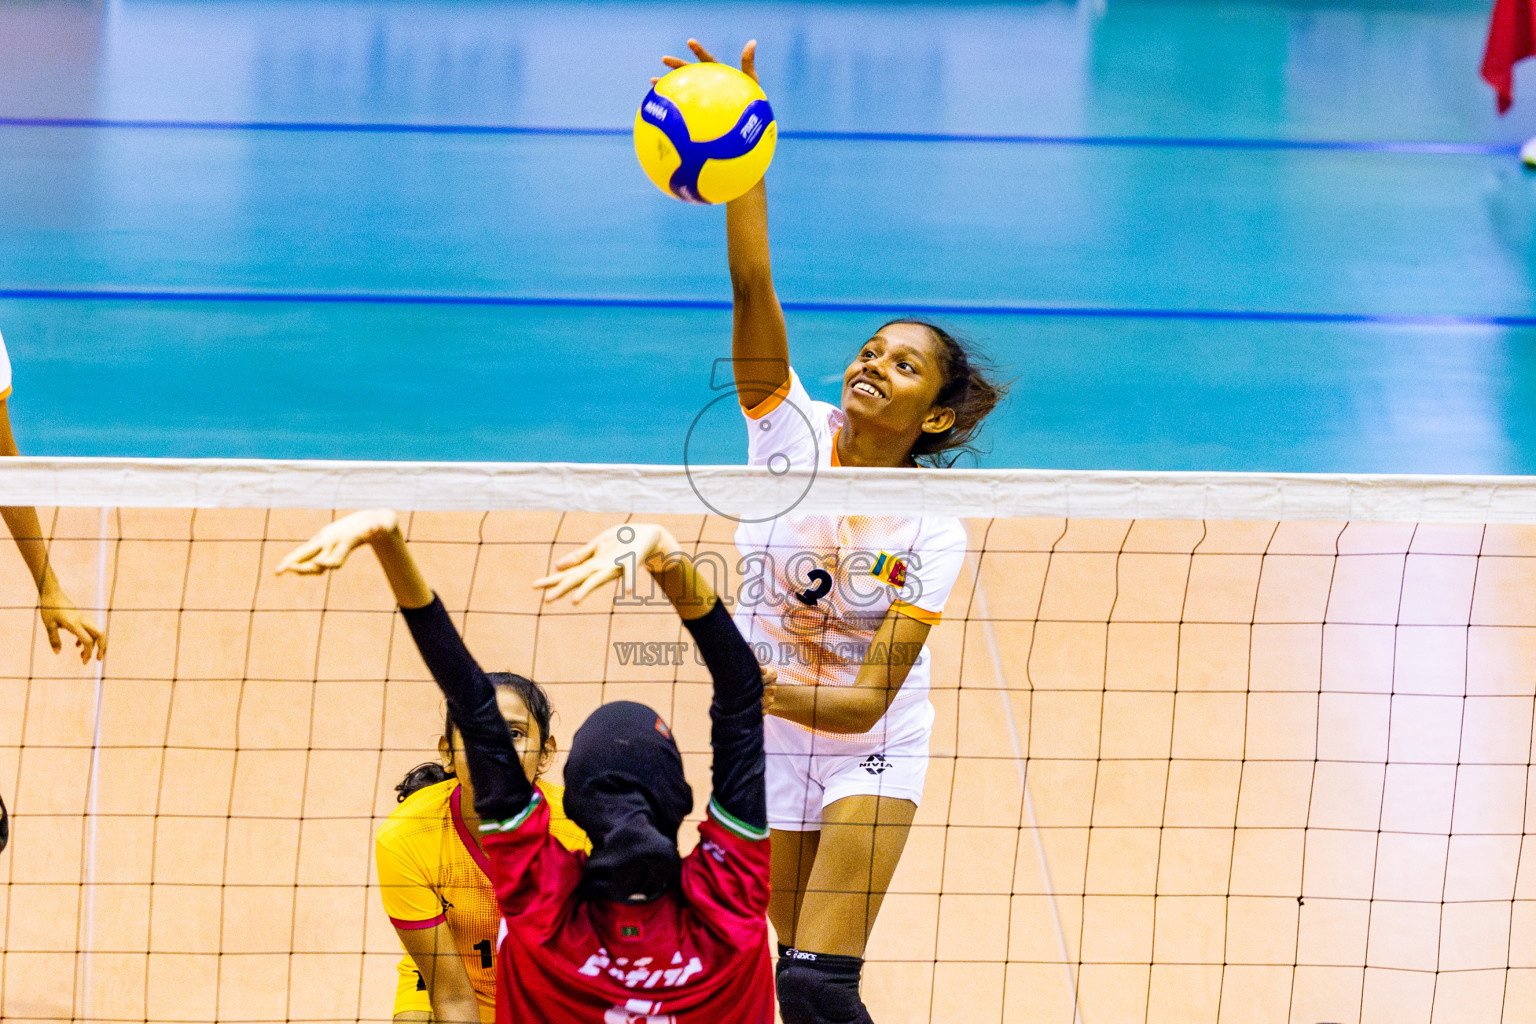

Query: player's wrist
[642,528,698,580]
[360,510,403,547]
[369,508,401,535]
[36,573,65,602]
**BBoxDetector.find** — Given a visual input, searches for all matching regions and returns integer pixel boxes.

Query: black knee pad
[775,952,874,1024]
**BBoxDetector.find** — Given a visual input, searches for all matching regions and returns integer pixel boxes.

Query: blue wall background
[2,0,1534,472]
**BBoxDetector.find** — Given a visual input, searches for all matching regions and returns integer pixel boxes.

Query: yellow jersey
[376,776,589,1021]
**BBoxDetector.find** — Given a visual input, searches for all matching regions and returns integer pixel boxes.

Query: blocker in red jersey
[278,514,774,1024]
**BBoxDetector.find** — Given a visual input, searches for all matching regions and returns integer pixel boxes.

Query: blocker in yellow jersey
[378,776,589,1021]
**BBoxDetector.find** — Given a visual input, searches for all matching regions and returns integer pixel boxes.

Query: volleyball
[634,62,777,205]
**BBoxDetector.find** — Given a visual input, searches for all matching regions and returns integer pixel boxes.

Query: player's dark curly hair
[878,319,1008,467]
[395,762,451,802]
[395,672,555,801]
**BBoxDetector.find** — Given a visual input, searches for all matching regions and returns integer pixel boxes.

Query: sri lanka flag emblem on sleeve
[871,551,907,589]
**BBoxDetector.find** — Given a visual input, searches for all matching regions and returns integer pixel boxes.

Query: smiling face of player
[439,686,553,812]
[840,322,955,454]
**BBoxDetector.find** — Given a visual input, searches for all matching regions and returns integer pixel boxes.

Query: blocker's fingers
[314,547,348,569]
[553,539,599,571]
[535,567,593,596]
[571,565,623,604]
[539,569,588,602]
[741,39,757,78]
[276,541,320,574]
[661,55,688,69]
[688,39,717,62]
[303,541,341,569]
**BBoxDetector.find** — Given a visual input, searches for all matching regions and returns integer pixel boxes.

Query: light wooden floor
[3,510,1533,1024]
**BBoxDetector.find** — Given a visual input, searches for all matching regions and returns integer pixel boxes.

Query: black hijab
[563,701,694,903]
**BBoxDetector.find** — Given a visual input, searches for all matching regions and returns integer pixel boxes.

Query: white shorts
[763,700,935,831]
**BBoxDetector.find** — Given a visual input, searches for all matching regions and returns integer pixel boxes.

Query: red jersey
[481,791,773,1024]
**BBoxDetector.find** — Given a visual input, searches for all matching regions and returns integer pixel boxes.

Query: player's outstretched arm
[0,398,105,663]
[659,39,789,410]
[278,511,533,823]
[725,174,791,411]
[537,525,768,834]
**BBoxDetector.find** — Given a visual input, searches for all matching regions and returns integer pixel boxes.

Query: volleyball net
[3,459,1535,1024]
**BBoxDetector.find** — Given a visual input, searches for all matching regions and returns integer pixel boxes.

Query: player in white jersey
[0,329,105,663]
[658,38,1007,1024]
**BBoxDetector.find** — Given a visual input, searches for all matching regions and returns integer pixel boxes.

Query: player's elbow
[728,263,773,303]
[432,977,481,1024]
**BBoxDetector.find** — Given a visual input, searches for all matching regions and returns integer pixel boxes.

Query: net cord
[3,457,1536,522]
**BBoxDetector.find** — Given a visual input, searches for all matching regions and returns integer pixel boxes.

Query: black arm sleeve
[681,599,766,833]
[399,596,532,823]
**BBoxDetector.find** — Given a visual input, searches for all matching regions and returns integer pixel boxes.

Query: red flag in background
[1484,0,1536,113]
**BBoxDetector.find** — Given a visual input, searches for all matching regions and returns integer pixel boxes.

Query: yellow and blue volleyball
[634,62,777,205]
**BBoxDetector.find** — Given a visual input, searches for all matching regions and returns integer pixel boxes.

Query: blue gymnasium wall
[2,0,1536,472]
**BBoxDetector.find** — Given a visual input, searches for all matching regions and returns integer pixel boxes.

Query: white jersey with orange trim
[0,329,12,400]
[732,369,967,743]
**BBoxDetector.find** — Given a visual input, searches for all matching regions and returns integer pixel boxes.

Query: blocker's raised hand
[657,38,758,85]
[276,509,400,576]
[534,523,676,605]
